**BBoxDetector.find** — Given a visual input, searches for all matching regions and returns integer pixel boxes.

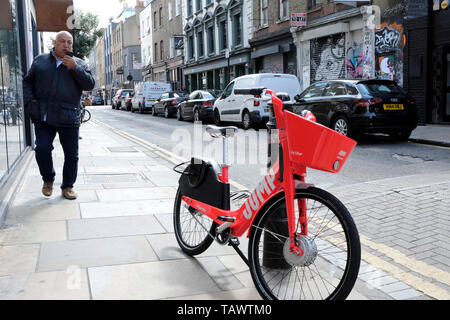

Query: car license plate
[383,104,404,110]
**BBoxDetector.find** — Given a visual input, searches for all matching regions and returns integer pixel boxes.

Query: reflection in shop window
[0,0,25,184]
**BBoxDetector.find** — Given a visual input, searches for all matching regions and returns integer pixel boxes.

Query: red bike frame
[181,89,310,256]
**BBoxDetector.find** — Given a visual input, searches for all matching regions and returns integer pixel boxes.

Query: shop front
[250,33,297,76]
[1,0,26,184]
[431,7,450,123]
[184,51,250,92]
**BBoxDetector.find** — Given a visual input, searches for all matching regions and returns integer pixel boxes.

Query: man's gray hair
[55,31,73,41]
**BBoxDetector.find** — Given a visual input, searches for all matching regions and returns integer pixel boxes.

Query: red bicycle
[173,88,361,300]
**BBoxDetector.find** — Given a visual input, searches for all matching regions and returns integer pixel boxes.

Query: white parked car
[213,73,303,129]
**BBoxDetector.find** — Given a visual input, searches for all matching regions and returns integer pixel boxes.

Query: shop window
[0,0,25,184]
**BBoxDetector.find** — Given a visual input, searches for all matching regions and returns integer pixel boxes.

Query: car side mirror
[294,94,305,103]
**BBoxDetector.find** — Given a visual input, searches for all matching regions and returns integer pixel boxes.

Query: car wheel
[213,109,221,126]
[139,103,143,114]
[194,109,201,122]
[389,129,411,141]
[164,107,169,118]
[112,103,115,110]
[177,107,183,121]
[242,110,253,130]
[332,116,351,137]
[131,105,135,113]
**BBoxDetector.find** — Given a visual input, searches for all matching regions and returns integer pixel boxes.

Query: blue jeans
[34,122,79,189]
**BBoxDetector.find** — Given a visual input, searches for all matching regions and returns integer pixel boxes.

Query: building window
[187,0,193,16]
[160,40,164,60]
[219,20,227,50]
[170,38,174,59]
[261,0,268,26]
[153,11,157,29]
[159,7,162,26]
[196,0,201,13]
[197,30,204,58]
[207,25,214,55]
[308,0,322,9]
[280,0,289,19]
[154,43,158,62]
[233,13,242,47]
[188,35,194,60]
[206,0,212,6]
[176,0,180,16]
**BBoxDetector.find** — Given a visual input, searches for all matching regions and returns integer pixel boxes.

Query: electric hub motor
[283,235,318,267]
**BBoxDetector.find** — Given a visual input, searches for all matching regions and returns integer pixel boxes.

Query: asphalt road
[88,105,450,190]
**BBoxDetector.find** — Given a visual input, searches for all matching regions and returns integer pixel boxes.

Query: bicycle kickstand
[228,237,250,267]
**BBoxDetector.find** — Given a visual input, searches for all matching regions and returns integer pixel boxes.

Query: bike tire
[248,187,360,300]
[173,187,217,256]
[82,109,91,123]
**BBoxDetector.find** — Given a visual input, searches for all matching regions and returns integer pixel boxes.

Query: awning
[35,0,74,32]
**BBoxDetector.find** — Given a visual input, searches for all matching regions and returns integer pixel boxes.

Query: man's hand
[82,97,92,106]
[63,55,77,70]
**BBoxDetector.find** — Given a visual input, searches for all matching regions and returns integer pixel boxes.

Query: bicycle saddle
[206,125,239,138]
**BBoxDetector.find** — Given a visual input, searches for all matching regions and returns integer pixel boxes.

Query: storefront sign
[291,13,307,27]
[174,36,184,50]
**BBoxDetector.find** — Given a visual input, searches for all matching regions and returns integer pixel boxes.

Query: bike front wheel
[248,187,360,300]
[81,109,91,123]
[173,187,217,256]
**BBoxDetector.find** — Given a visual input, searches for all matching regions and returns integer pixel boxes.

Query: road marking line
[362,249,450,300]
[360,234,450,287]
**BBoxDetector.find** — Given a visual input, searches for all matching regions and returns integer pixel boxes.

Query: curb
[408,138,450,148]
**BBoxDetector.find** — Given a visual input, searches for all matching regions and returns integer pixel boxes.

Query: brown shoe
[42,181,53,197]
[62,187,77,200]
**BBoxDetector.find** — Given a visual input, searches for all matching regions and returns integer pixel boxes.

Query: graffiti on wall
[346,43,363,78]
[375,22,405,85]
[310,33,346,81]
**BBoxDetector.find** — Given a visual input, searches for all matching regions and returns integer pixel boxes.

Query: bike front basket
[285,111,356,173]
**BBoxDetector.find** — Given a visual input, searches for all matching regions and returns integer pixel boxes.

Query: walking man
[23,31,95,200]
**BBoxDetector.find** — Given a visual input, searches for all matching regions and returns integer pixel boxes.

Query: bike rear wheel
[173,187,217,256]
[248,187,360,300]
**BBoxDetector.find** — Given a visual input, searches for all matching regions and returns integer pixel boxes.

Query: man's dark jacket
[23,51,95,127]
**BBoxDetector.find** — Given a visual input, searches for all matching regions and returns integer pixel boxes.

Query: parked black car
[152,91,188,118]
[177,90,221,122]
[292,79,418,140]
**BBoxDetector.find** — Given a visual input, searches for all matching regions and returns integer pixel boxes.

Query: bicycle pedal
[228,237,240,247]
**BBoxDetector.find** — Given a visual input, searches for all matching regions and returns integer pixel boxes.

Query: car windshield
[173,92,188,98]
[202,90,219,99]
[357,81,405,94]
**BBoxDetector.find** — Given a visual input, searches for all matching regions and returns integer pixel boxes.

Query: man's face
[53,33,73,58]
